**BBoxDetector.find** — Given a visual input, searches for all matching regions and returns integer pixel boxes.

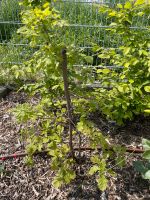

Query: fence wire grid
[0,0,149,69]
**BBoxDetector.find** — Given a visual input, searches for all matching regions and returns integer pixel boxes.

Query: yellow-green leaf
[124,2,132,9]
[134,0,145,6]
[89,165,99,175]
[102,69,110,74]
[97,176,108,191]
[144,86,150,92]
[144,109,150,113]
[52,179,62,188]
[124,47,130,55]
[117,4,123,8]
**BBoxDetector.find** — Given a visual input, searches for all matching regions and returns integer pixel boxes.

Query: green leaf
[92,46,102,52]
[107,169,116,177]
[129,79,134,84]
[77,121,84,132]
[26,144,37,155]
[52,179,62,188]
[142,139,150,151]
[137,12,144,18]
[52,85,59,90]
[117,4,123,8]
[124,62,130,68]
[144,86,150,93]
[134,0,145,6]
[124,47,130,55]
[0,165,4,173]
[102,69,110,74]
[110,22,117,26]
[26,67,32,73]
[133,160,147,173]
[98,54,110,59]
[99,5,109,13]
[143,170,150,179]
[64,170,76,184]
[115,156,125,167]
[97,176,108,191]
[91,155,101,164]
[118,86,124,93]
[84,56,93,64]
[97,69,103,73]
[108,11,116,17]
[99,159,106,172]
[43,137,50,143]
[15,71,20,79]
[120,74,125,79]
[25,156,34,166]
[89,165,99,175]
[143,150,150,160]
[144,110,150,113]
[124,2,132,9]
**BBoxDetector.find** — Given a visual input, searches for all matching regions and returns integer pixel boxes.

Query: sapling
[12,0,125,191]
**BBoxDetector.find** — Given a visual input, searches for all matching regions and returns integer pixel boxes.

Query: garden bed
[0,91,150,200]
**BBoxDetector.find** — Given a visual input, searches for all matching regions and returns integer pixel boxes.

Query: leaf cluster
[93,0,150,124]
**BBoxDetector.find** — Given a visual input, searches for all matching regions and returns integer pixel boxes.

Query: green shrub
[0,32,33,84]
[93,0,150,125]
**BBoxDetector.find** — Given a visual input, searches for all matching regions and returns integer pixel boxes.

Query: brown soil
[0,92,150,200]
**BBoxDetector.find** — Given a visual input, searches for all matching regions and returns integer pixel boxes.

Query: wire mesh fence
[0,0,149,69]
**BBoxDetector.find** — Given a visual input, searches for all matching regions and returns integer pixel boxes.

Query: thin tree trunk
[61,48,75,159]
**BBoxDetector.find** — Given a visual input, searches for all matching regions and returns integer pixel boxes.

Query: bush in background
[94,0,150,124]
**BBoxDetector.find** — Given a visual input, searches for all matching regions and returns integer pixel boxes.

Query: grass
[55,0,149,45]
[55,1,112,47]
[0,0,21,41]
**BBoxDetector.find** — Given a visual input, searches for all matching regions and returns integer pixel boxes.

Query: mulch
[0,92,150,200]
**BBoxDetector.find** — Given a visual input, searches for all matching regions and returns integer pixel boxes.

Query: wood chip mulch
[0,92,150,200]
